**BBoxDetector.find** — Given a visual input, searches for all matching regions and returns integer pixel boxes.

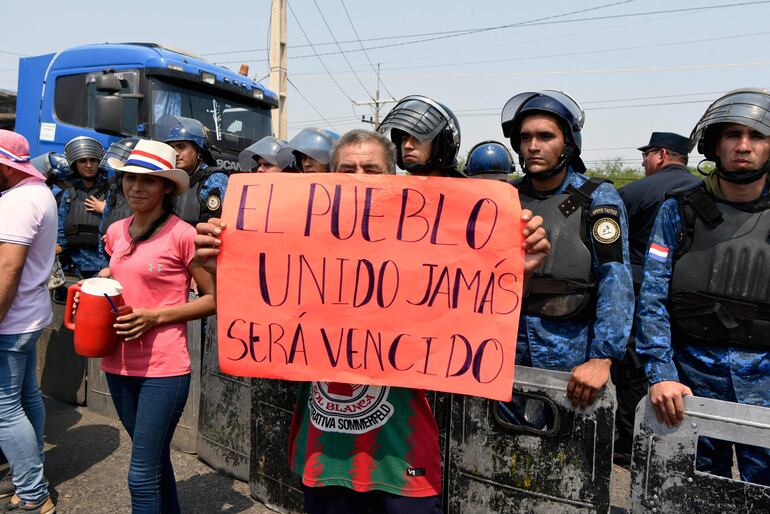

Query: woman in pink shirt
[98,140,214,514]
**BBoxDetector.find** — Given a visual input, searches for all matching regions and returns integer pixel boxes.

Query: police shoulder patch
[590,204,624,264]
[592,217,620,244]
[206,194,222,212]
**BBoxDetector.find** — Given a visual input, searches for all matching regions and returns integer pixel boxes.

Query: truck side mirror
[93,96,124,135]
[95,73,122,94]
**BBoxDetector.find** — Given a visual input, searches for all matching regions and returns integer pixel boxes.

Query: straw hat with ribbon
[108,139,189,194]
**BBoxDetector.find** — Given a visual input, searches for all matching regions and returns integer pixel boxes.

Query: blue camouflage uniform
[57,177,108,277]
[636,180,770,485]
[197,163,229,211]
[174,163,230,226]
[517,168,635,371]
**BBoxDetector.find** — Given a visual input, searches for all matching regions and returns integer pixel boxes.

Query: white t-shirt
[0,178,57,334]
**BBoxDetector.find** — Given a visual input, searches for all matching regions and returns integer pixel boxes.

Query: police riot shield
[249,379,303,514]
[87,357,118,420]
[85,315,203,452]
[630,395,770,513]
[444,365,616,514]
[198,316,252,480]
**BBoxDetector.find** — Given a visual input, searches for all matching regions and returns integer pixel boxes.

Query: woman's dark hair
[121,178,176,258]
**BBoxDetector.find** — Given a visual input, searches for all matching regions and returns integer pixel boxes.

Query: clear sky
[2,0,769,169]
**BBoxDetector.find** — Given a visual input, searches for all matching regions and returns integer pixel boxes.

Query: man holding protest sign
[500,90,634,410]
[195,126,549,513]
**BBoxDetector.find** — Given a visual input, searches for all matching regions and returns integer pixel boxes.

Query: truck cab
[15,43,278,171]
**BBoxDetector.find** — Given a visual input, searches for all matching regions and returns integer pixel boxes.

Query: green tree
[586,156,642,188]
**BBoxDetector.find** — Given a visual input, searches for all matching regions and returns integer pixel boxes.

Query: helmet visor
[64,137,105,165]
[284,129,334,164]
[377,96,450,142]
[239,137,288,171]
[690,89,770,151]
[155,115,208,146]
[501,90,584,137]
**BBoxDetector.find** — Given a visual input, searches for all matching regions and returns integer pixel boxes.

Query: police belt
[525,277,595,296]
[671,290,770,349]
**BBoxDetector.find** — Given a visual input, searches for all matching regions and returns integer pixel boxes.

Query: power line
[292,60,770,80]
[286,76,339,132]
[287,91,731,127]
[311,0,373,99]
[288,114,360,127]
[212,1,770,64]
[286,0,356,104]
[355,30,770,74]
[582,90,728,105]
[215,0,638,64]
[203,0,635,56]
[374,9,681,67]
[458,99,714,118]
[287,29,770,78]
[340,0,396,100]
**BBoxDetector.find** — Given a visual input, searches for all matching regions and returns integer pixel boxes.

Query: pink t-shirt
[102,214,196,377]
[0,178,57,335]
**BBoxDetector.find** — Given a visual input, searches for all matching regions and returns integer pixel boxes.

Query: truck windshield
[150,77,271,154]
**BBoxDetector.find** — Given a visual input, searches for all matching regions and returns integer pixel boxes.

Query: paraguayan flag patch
[648,243,670,263]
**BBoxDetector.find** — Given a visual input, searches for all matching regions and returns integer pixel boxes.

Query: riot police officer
[156,114,227,225]
[99,137,140,256]
[612,131,700,466]
[31,150,71,200]
[636,88,770,485]
[377,95,464,178]
[238,136,292,173]
[500,90,634,409]
[57,136,109,278]
[276,128,338,172]
[464,140,515,181]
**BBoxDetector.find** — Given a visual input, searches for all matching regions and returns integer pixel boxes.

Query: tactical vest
[670,185,770,348]
[175,167,223,225]
[101,178,132,234]
[63,182,109,247]
[518,178,604,319]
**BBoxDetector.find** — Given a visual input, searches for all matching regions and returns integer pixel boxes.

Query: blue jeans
[0,331,48,503]
[106,373,190,514]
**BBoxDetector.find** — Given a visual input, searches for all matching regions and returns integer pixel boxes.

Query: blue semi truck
[14,42,278,170]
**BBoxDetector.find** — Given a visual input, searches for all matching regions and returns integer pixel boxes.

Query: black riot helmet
[690,88,770,184]
[501,90,586,177]
[377,95,463,176]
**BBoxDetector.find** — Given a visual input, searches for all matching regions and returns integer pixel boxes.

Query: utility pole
[269,0,287,139]
[355,64,396,127]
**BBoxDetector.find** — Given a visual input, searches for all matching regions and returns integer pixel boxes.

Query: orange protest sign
[217,173,523,401]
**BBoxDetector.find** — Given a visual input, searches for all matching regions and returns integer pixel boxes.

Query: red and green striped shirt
[288,381,441,497]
